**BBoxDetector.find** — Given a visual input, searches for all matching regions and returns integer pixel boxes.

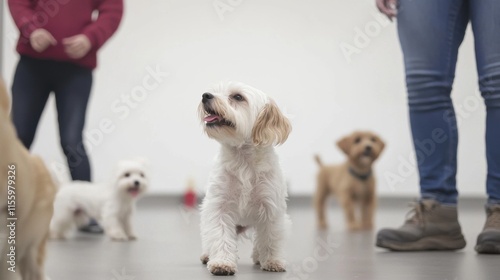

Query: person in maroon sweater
[8,0,123,232]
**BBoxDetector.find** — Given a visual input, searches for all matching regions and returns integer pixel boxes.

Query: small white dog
[198,82,292,275]
[50,159,148,241]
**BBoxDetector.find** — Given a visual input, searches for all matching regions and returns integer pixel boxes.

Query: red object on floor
[184,187,197,208]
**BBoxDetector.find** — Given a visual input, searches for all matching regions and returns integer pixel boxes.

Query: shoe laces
[405,200,437,227]
[485,205,500,229]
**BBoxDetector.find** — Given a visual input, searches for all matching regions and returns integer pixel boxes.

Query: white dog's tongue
[129,189,140,197]
[204,115,221,123]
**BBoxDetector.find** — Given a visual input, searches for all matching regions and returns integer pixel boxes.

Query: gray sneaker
[376,199,466,251]
[475,204,500,254]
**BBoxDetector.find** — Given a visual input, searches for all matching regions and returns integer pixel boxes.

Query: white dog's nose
[202,92,214,104]
[134,181,140,187]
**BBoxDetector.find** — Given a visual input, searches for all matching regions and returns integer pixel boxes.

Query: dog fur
[50,159,148,241]
[314,131,385,231]
[198,82,292,275]
[0,78,57,280]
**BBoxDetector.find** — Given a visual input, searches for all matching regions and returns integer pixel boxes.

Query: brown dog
[0,78,57,280]
[314,131,385,230]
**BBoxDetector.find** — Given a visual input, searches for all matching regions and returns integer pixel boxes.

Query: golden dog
[314,131,385,230]
[0,78,57,280]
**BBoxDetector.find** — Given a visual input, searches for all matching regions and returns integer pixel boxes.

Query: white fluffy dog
[50,159,148,241]
[198,82,292,275]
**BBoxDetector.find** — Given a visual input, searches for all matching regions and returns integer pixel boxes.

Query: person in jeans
[375,0,500,253]
[8,0,123,232]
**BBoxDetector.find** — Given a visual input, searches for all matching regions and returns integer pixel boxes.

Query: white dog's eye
[232,94,244,101]
[124,173,130,177]
[140,173,145,178]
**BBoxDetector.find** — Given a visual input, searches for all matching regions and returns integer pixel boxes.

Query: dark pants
[398,0,500,204]
[11,56,93,181]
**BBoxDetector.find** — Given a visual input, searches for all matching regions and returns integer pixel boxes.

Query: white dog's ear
[252,100,291,146]
[337,135,352,155]
[134,157,150,168]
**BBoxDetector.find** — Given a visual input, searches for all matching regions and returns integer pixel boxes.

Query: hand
[376,0,398,21]
[30,29,57,53]
[62,34,92,59]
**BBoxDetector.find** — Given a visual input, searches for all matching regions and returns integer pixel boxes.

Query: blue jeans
[397,0,500,205]
[12,56,93,181]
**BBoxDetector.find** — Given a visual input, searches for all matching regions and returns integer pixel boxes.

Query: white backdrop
[1,0,488,197]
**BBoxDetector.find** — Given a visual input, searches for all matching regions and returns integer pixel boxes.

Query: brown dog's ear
[0,78,10,115]
[252,100,291,146]
[378,136,386,152]
[337,135,352,155]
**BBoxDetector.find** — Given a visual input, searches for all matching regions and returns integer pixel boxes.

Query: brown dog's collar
[349,167,372,181]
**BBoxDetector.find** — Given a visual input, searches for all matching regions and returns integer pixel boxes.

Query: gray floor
[46,197,499,280]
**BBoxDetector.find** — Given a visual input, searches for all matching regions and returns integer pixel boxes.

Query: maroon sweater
[8,0,123,69]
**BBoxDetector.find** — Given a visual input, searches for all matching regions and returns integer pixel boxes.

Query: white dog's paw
[261,260,286,272]
[107,227,130,241]
[251,250,260,265]
[108,232,129,242]
[200,253,209,265]
[207,259,237,275]
[50,231,67,240]
[111,235,128,242]
[128,235,138,241]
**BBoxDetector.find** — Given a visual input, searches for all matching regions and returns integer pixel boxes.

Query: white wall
[1,0,488,197]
